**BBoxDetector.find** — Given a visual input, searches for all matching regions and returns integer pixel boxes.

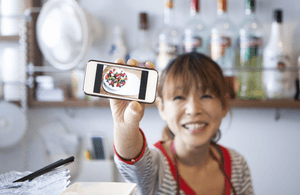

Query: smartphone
[83,60,158,103]
[86,131,109,160]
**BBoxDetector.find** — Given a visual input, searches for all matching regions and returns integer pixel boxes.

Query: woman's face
[157,80,229,148]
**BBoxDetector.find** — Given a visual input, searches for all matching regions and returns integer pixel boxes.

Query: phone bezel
[83,60,159,104]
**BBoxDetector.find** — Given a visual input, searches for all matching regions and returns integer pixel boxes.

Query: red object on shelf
[225,76,238,99]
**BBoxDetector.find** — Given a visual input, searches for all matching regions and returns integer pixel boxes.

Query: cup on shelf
[71,69,86,100]
[35,76,64,102]
[0,0,30,36]
[0,42,21,101]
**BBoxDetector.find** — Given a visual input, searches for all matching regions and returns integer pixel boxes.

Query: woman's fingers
[116,59,154,68]
[126,59,139,66]
[145,61,155,69]
[115,58,124,64]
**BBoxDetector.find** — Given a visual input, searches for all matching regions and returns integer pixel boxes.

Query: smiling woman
[157,52,230,144]
[112,53,254,195]
[155,52,236,195]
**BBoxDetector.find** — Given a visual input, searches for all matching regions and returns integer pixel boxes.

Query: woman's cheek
[166,102,177,113]
[207,102,223,120]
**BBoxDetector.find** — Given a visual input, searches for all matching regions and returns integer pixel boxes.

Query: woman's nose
[185,96,202,116]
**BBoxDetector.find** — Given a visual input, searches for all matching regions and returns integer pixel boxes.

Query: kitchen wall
[1,0,300,194]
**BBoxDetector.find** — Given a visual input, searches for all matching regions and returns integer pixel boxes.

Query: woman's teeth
[184,123,207,131]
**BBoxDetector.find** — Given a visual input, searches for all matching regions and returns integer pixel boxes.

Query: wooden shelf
[29,99,109,108]
[26,76,300,109]
[28,99,157,108]
[229,99,300,109]
[27,98,300,109]
[0,35,19,41]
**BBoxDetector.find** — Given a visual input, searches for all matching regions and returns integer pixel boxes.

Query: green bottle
[237,0,265,99]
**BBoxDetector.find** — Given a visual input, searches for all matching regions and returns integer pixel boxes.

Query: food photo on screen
[103,68,128,90]
[101,66,141,98]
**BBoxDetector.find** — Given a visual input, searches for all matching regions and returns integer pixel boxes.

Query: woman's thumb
[129,101,143,112]
[126,101,144,122]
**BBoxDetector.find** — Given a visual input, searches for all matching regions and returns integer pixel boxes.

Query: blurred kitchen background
[0,0,300,194]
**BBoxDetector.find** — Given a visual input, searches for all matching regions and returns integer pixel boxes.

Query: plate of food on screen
[103,68,128,90]
[102,68,140,95]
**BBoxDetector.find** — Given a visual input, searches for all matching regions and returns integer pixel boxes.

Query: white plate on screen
[102,72,140,96]
[0,101,27,148]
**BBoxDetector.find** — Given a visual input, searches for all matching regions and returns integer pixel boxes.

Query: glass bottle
[109,26,128,62]
[129,13,156,67]
[236,0,265,100]
[155,0,181,74]
[210,0,238,76]
[182,0,209,54]
[296,56,300,100]
[263,10,295,99]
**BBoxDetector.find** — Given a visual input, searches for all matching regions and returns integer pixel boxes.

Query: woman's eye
[173,96,185,100]
[201,95,212,99]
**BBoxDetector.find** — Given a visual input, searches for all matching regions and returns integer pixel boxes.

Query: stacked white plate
[0,101,27,148]
[0,169,71,195]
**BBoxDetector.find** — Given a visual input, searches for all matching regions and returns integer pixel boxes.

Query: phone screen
[93,63,149,100]
[92,137,105,159]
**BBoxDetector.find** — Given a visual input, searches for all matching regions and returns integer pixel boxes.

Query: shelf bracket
[275,108,281,121]
[65,107,76,118]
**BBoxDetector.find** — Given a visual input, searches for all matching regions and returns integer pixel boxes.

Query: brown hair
[157,52,231,144]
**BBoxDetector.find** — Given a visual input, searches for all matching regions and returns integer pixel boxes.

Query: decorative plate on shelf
[0,101,27,148]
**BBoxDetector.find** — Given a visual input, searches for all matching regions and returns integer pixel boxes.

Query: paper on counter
[60,182,137,195]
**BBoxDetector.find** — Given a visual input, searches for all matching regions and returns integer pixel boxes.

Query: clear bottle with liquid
[296,56,300,100]
[263,10,295,99]
[236,0,265,99]
[209,0,238,77]
[129,13,156,67]
[109,26,128,62]
[182,0,209,54]
[156,0,181,74]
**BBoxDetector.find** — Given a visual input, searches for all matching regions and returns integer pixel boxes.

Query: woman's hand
[110,58,155,159]
[110,59,155,128]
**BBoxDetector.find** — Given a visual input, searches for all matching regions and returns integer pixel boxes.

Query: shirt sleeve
[239,156,254,195]
[229,149,255,195]
[114,130,165,195]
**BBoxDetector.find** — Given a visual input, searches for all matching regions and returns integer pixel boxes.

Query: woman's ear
[156,97,167,121]
[222,93,230,117]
